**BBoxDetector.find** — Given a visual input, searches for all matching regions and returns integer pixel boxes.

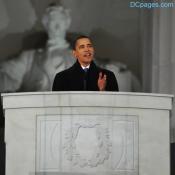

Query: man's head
[72,35,95,67]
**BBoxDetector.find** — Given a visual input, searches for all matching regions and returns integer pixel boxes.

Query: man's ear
[72,50,77,59]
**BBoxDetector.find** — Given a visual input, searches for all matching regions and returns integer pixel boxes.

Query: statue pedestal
[2,92,173,175]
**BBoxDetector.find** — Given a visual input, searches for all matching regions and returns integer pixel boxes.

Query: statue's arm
[0,52,30,92]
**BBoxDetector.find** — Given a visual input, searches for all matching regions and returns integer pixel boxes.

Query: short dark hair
[71,34,91,50]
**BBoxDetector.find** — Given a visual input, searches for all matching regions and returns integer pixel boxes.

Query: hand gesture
[98,72,107,91]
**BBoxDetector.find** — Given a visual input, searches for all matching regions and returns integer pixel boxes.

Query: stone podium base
[2,92,173,175]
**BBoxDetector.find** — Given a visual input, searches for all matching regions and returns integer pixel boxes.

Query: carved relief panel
[36,114,138,175]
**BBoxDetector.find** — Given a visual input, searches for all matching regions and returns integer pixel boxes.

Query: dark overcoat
[52,61,119,91]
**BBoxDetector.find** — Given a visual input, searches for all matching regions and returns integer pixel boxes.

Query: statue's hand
[98,72,107,91]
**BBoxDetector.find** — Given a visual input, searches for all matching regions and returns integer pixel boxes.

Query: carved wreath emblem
[63,122,112,168]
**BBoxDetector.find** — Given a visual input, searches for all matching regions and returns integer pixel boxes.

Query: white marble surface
[2,92,173,175]
[36,114,138,174]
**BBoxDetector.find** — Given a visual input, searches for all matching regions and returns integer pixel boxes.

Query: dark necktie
[84,68,89,73]
[83,68,89,90]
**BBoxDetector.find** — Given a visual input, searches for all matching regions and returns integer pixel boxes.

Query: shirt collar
[81,64,90,70]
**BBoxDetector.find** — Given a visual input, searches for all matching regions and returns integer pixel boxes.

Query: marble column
[141,4,175,142]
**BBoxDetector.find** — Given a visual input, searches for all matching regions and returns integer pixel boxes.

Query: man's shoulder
[96,65,115,76]
[55,66,73,78]
[102,68,114,74]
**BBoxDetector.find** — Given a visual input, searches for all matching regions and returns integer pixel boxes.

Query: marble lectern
[2,92,173,175]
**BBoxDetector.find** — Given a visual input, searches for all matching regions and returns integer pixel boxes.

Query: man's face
[72,38,94,66]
